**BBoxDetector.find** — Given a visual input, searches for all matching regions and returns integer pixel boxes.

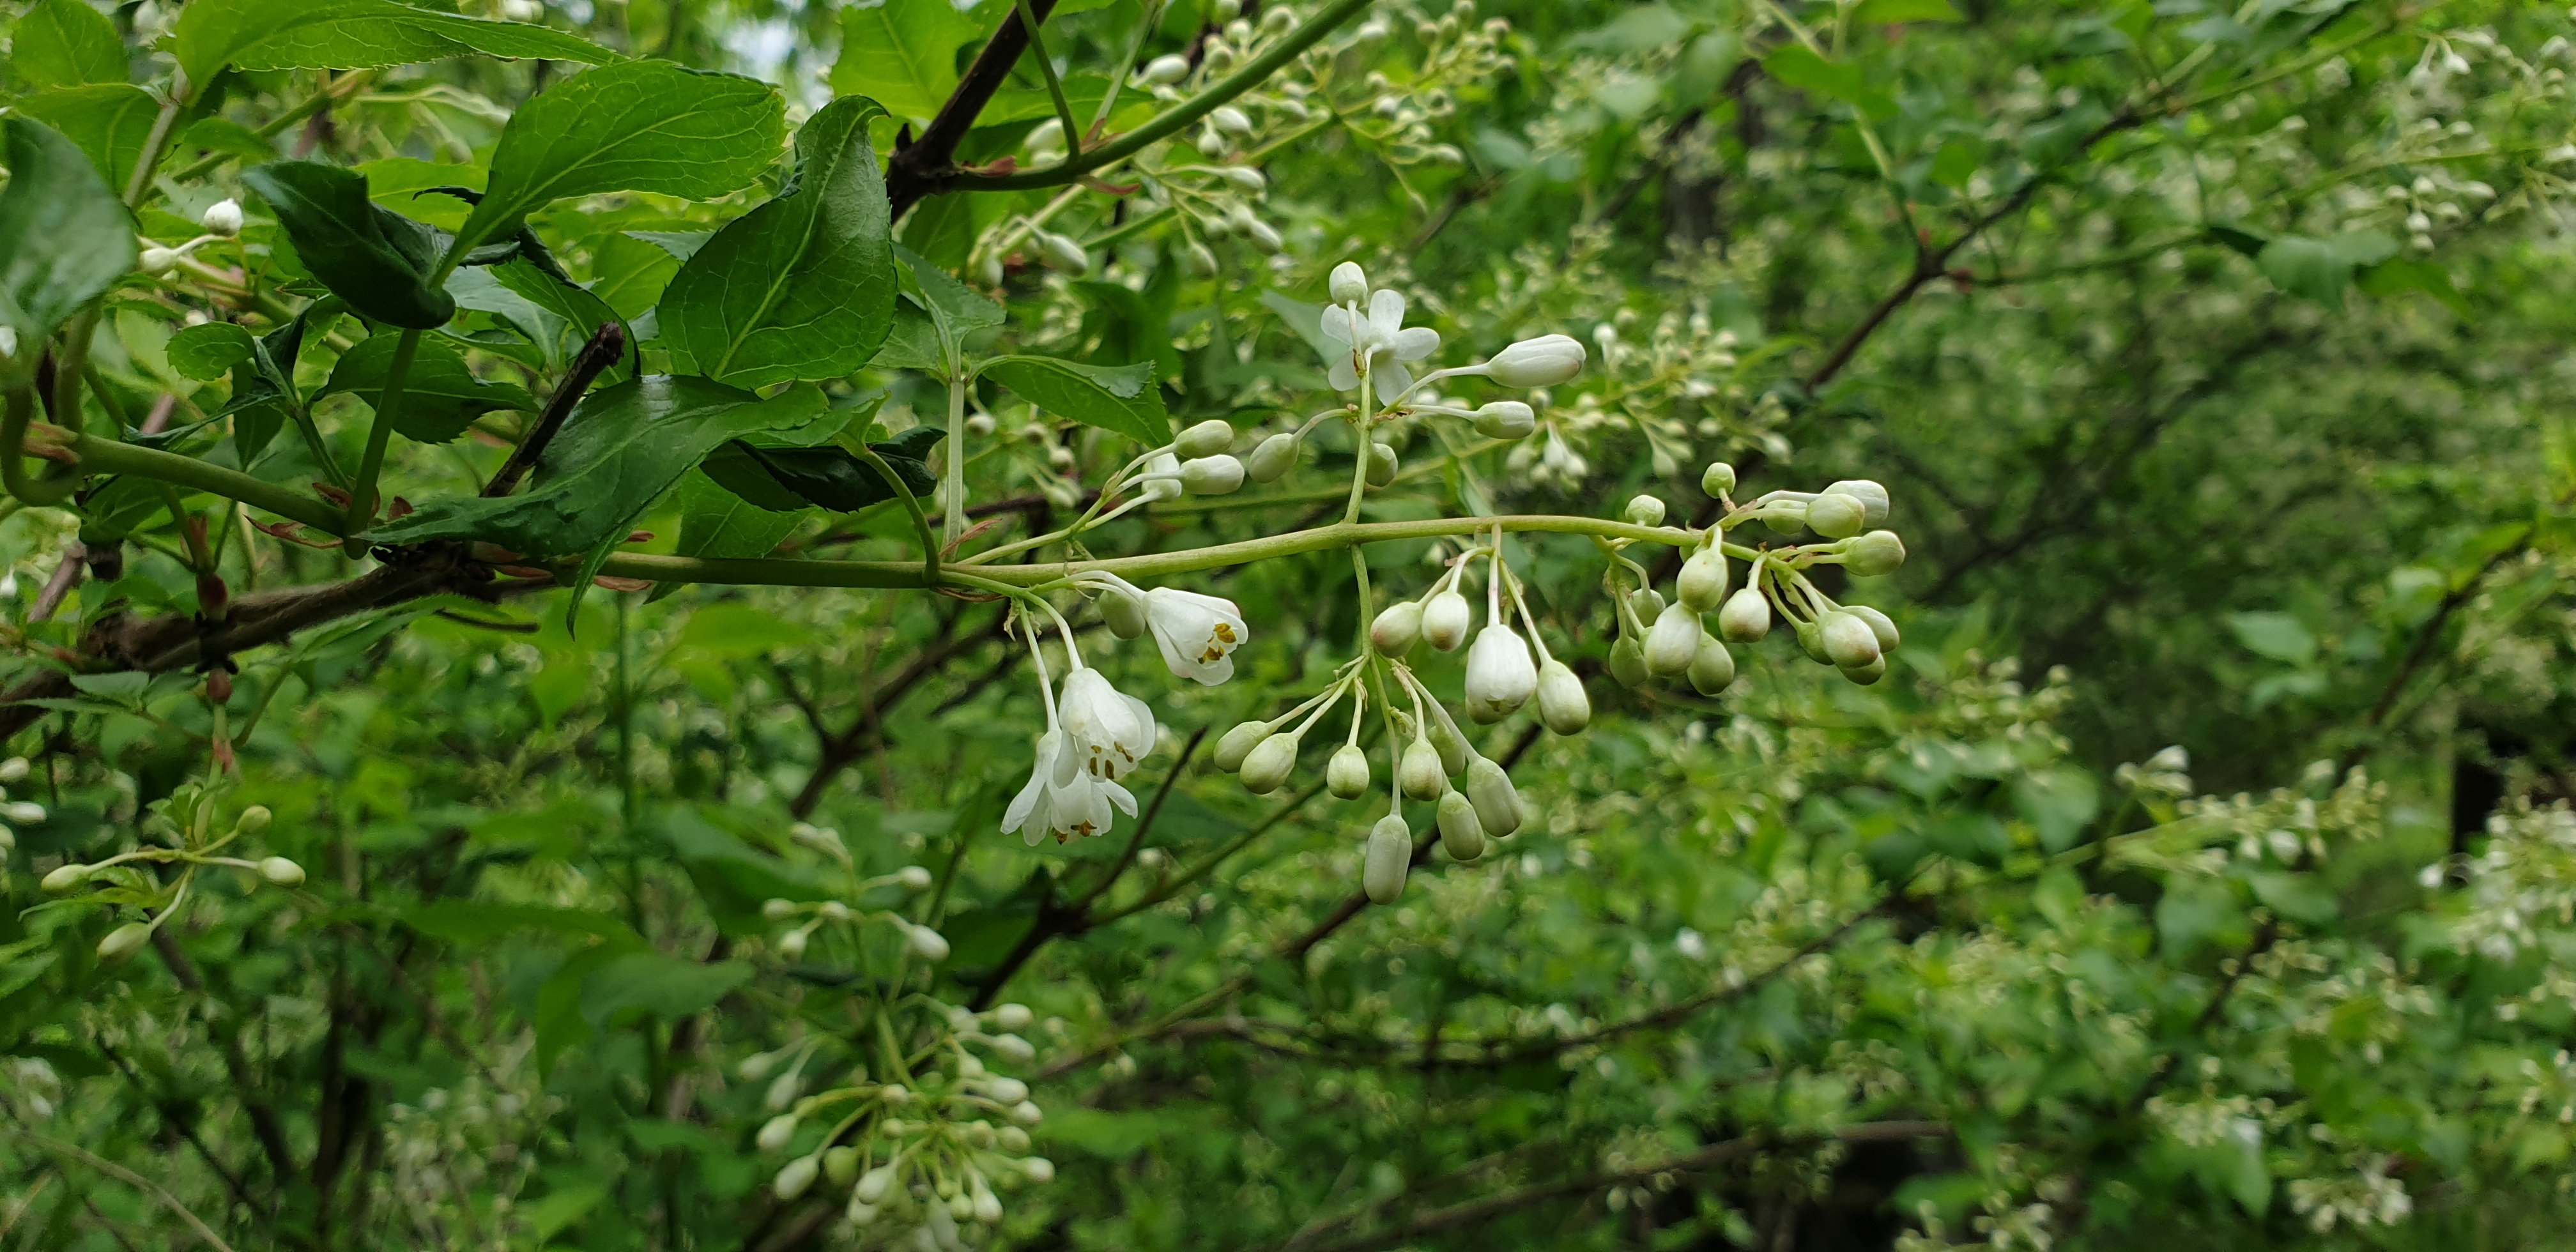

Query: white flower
[1463,624,1537,722]
[1057,667,1156,779]
[1003,729,1139,844]
[1321,287,1441,404]
[201,198,244,237]
[1142,586,1248,684]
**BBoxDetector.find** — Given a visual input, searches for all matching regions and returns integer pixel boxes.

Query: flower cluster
[31,780,300,960]
[0,755,43,855]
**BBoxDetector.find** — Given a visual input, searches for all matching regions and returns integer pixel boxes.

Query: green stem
[1012,0,1087,160]
[43,426,346,531]
[853,444,940,583]
[1,388,79,506]
[958,0,1374,192]
[342,328,424,546]
[122,96,187,208]
[1084,204,1176,251]
[1087,0,1165,138]
[942,369,969,551]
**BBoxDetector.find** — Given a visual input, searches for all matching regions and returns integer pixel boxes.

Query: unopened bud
[1211,105,1255,136]
[1330,261,1368,305]
[1644,602,1701,678]
[1184,240,1220,278]
[1480,334,1586,387]
[140,247,181,277]
[1399,737,1446,800]
[3,800,47,825]
[1038,232,1089,275]
[772,1154,819,1200]
[908,924,951,963]
[1215,721,1272,772]
[856,1164,898,1205]
[1677,546,1728,613]
[1180,454,1245,494]
[1023,1156,1055,1183]
[1717,586,1771,641]
[1841,655,1888,685]
[1370,599,1423,655]
[1099,587,1147,639]
[776,928,808,961]
[1365,441,1398,485]
[1804,491,1866,540]
[1326,744,1372,798]
[824,1146,861,1186]
[1436,791,1485,861]
[983,1076,1031,1104]
[1243,217,1284,254]
[1363,814,1412,904]
[234,805,271,835]
[1535,659,1590,735]
[1175,419,1236,458]
[767,1071,802,1110]
[1701,462,1736,497]
[1624,495,1666,527]
[98,922,153,961]
[257,857,305,887]
[1464,756,1523,837]
[1824,480,1890,527]
[1687,636,1737,696]
[202,198,245,237]
[1848,604,1900,652]
[966,412,998,437]
[1247,431,1300,481]
[993,1002,1033,1030]
[0,758,28,784]
[1843,530,1907,577]
[757,1113,799,1152]
[1140,53,1190,84]
[1422,589,1472,651]
[1239,732,1300,794]
[973,1187,1004,1223]
[1608,636,1649,688]
[1471,400,1534,440]
[1009,1099,1044,1124]
[42,864,91,894]
[1761,502,1807,535]
[1820,611,1882,669]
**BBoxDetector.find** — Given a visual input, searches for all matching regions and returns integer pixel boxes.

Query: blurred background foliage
[5,0,2576,1249]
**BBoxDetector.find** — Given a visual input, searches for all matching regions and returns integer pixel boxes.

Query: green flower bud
[1363,815,1411,904]
[1399,738,1447,800]
[1326,744,1372,798]
[1717,586,1770,641]
[1246,431,1300,482]
[824,1146,861,1187]
[1803,491,1866,539]
[1023,1156,1055,1183]
[856,1164,899,1205]
[257,856,305,887]
[1100,587,1147,639]
[757,1113,799,1152]
[1701,461,1737,497]
[1609,636,1650,688]
[1843,530,1907,577]
[1038,232,1090,275]
[1623,494,1666,527]
[773,1154,819,1201]
[1825,479,1890,527]
[999,1126,1032,1152]
[1627,586,1666,624]
[1762,503,1807,536]
[1793,616,1830,664]
[1180,454,1246,494]
[98,922,152,961]
[1644,602,1701,678]
[1841,656,1888,685]
[1436,791,1485,861]
[1688,636,1737,696]
[1240,732,1300,793]
[235,805,272,836]
[42,864,91,894]
[1215,720,1271,772]
[993,1002,1033,1030]
[1848,604,1900,652]
[1464,756,1523,837]
[1422,589,1473,652]
[1677,546,1728,614]
[1370,600,1423,655]
[1535,660,1590,735]
[1366,443,1399,487]
[1427,715,1468,776]
[1471,401,1535,440]
[1820,611,1882,669]
[1174,419,1236,458]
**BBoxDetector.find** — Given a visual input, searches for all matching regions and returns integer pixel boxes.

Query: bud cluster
[31,779,298,961]
[758,843,944,965]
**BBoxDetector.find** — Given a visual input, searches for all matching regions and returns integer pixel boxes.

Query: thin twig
[483,321,627,498]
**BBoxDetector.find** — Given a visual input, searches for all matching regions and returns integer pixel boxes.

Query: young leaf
[0,118,137,351]
[13,86,162,195]
[459,60,786,256]
[172,0,613,100]
[979,356,1170,448]
[675,470,811,560]
[369,375,829,556]
[321,333,536,443]
[829,0,987,122]
[11,0,128,90]
[488,258,636,386]
[243,160,456,330]
[167,323,258,383]
[659,96,896,388]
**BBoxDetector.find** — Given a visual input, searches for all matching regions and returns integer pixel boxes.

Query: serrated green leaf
[370,375,828,556]
[980,355,1169,448]
[172,0,613,99]
[12,0,128,90]
[167,322,257,383]
[674,470,811,560]
[459,60,785,256]
[321,333,535,443]
[487,257,634,385]
[871,301,948,373]
[894,244,1004,345]
[12,85,159,192]
[829,0,987,122]
[243,160,456,329]
[659,96,895,388]
[0,118,136,352]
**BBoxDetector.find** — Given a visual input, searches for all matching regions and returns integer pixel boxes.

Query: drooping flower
[1462,623,1538,722]
[1142,587,1248,684]
[1321,287,1441,404]
[1057,668,1157,779]
[1004,728,1140,845]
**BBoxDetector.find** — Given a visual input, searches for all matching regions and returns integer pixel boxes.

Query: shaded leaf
[2256,231,2396,309]
[321,333,536,443]
[12,85,160,192]
[11,0,128,89]
[243,160,456,329]
[673,470,811,560]
[167,322,257,383]
[0,118,136,349]
[980,355,1169,448]
[172,0,611,96]
[829,0,987,122]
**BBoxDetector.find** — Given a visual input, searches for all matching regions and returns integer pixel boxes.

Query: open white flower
[1004,727,1140,844]
[1057,667,1157,779]
[1321,287,1441,404]
[1143,587,1248,684]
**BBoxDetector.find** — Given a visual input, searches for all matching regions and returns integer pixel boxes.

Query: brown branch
[884,1,1062,218]
[483,321,625,498]
[2359,536,2529,735]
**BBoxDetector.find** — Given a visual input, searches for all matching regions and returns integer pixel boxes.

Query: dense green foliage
[3,1,2575,1249]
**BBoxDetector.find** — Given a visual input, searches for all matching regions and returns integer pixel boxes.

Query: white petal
[1319,305,1354,346]
[1368,288,1406,337]
[1393,326,1441,362]
[1328,356,1360,392]
[1376,361,1413,405]
[1104,779,1138,819]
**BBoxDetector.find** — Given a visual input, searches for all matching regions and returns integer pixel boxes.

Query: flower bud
[1363,815,1411,904]
[1825,480,1890,527]
[1841,656,1888,685]
[1804,491,1866,539]
[1370,600,1423,655]
[974,1186,1004,1223]
[1422,589,1472,651]
[777,928,808,960]
[908,924,951,963]
[257,857,305,887]
[1247,431,1300,482]
[1608,636,1649,688]
[1038,232,1090,275]
[1326,744,1372,798]
[1139,452,1183,502]
[1482,335,1586,387]
[1436,791,1485,861]
[1701,461,1736,497]
[1848,605,1900,652]
[1535,660,1590,734]
[757,1113,799,1152]
[1463,625,1537,722]
[763,897,797,920]
[1472,401,1535,440]
[1330,261,1368,305]
[898,866,935,890]
[773,1154,819,1200]
[856,1164,899,1205]
[1819,611,1882,669]
[1464,756,1522,837]
[98,922,153,961]
[1717,586,1770,641]
[1100,586,1147,639]
[140,247,181,277]
[1644,603,1701,678]
[1623,495,1666,527]
[1677,546,1728,613]
[738,1051,777,1081]
[1023,1156,1056,1183]
[1180,454,1245,494]
[1000,1126,1033,1152]
[42,864,90,894]
[1365,442,1398,486]
[1244,217,1284,254]
[824,1145,861,1186]
[994,1002,1033,1030]
[1628,586,1666,623]
[1239,731,1301,793]
[1140,52,1190,84]
[847,1198,879,1225]
[1761,502,1807,535]
[881,1084,912,1105]
[235,805,271,835]
[1175,419,1236,458]
[203,198,245,237]
[1211,105,1255,135]
[767,1071,803,1110]
[1687,636,1736,696]
[1843,530,1907,577]
[1010,1099,1045,1124]
[1399,737,1447,800]
[984,1076,1031,1103]
[1215,720,1271,772]
[1184,240,1221,277]
[0,758,28,784]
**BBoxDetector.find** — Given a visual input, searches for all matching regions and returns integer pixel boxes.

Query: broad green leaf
[0,118,136,352]
[321,333,536,443]
[2011,768,2099,853]
[2225,611,2316,665]
[659,96,896,387]
[871,301,949,373]
[579,951,753,1027]
[628,231,716,263]
[2357,256,2471,317]
[586,233,681,321]
[176,117,278,166]
[981,355,1169,448]
[829,0,987,121]
[894,244,1003,342]
[459,60,785,254]
[167,322,257,383]
[674,470,811,560]
[13,85,161,193]
[2255,231,2396,309]
[1763,45,1867,104]
[2246,871,2338,926]
[218,297,338,464]
[1852,0,1963,22]
[487,257,634,385]
[172,0,613,100]
[243,160,456,329]
[11,0,127,89]
[369,374,829,555]
[703,424,940,514]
